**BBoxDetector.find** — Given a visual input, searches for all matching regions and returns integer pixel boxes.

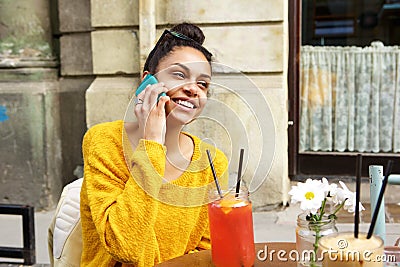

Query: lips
[172,98,197,109]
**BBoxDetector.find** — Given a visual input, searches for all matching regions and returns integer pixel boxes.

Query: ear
[141,71,150,81]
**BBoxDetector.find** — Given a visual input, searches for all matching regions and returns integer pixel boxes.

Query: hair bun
[170,22,205,45]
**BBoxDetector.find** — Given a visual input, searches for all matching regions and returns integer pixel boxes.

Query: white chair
[48,178,83,267]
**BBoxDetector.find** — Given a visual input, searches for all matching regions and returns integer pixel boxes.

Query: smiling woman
[79,23,229,267]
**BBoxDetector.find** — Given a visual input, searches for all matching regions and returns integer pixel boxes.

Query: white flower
[288,179,326,214]
[322,177,338,198]
[333,181,365,213]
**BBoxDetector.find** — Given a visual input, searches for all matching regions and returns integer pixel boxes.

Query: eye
[172,72,185,79]
[197,80,209,90]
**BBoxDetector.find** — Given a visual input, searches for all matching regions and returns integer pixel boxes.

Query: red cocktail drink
[208,191,255,267]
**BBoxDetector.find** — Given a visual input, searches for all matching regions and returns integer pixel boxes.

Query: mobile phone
[135,74,167,99]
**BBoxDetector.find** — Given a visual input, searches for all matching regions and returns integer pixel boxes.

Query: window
[289,0,400,180]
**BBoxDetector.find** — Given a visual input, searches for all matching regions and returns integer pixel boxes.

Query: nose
[183,83,199,97]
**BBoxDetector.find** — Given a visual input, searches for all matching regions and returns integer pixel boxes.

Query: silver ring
[135,98,143,105]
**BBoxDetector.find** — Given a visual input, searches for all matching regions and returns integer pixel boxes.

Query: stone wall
[0,0,53,57]
[57,0,95,185]
[0,0,94,210]
[0,66,61,209]
[0,0,61,209]
[84,0,290,208]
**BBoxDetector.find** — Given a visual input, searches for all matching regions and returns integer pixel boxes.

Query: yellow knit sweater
[80,120,228,267]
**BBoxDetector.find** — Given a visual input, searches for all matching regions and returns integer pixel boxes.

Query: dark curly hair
[143,23,213,74]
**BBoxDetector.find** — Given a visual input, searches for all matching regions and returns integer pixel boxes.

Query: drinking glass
[318,232,384,267]
[208,188,255,267]
[384,234,400,266]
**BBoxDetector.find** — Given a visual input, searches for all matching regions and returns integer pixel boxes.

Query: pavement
[0,209,54,266]
[1,203,399,265]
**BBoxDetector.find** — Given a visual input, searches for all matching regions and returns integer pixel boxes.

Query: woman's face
[154,46,211,125]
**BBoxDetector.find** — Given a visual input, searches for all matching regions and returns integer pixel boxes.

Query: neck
[164,120,194,174]
[164,120,185,153]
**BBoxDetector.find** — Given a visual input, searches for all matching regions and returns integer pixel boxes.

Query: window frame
[288,0,400,181]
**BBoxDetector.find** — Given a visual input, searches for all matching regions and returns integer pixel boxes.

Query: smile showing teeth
[175,99,195,109]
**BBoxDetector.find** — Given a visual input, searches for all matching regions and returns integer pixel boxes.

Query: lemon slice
[219,198,247,214]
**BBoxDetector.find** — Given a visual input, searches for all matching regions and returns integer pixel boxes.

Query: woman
[80,23,228,266]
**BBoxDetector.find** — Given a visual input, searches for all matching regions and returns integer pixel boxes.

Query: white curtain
[300,42,400,153]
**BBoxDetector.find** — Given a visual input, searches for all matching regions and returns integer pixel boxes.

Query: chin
[167,114,196,126]
[165,103,203,126]
[166,109,200,125]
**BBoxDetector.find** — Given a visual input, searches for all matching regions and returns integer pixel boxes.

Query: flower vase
[296,213,338,267]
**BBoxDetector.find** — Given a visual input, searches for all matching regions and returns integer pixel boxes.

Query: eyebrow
[172,63,211,80]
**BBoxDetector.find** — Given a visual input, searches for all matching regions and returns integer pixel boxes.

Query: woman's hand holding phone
[134,75,170,144]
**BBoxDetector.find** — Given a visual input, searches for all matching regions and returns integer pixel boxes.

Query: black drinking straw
[367,160,393,239]
[354,154,362,238]
[206,149,223,198]
[235,149,245,197]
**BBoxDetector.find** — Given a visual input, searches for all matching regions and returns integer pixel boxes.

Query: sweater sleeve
[82,127,166,266]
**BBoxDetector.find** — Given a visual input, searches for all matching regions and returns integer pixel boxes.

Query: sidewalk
[0,208,55,265]
[1,203,399,265]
